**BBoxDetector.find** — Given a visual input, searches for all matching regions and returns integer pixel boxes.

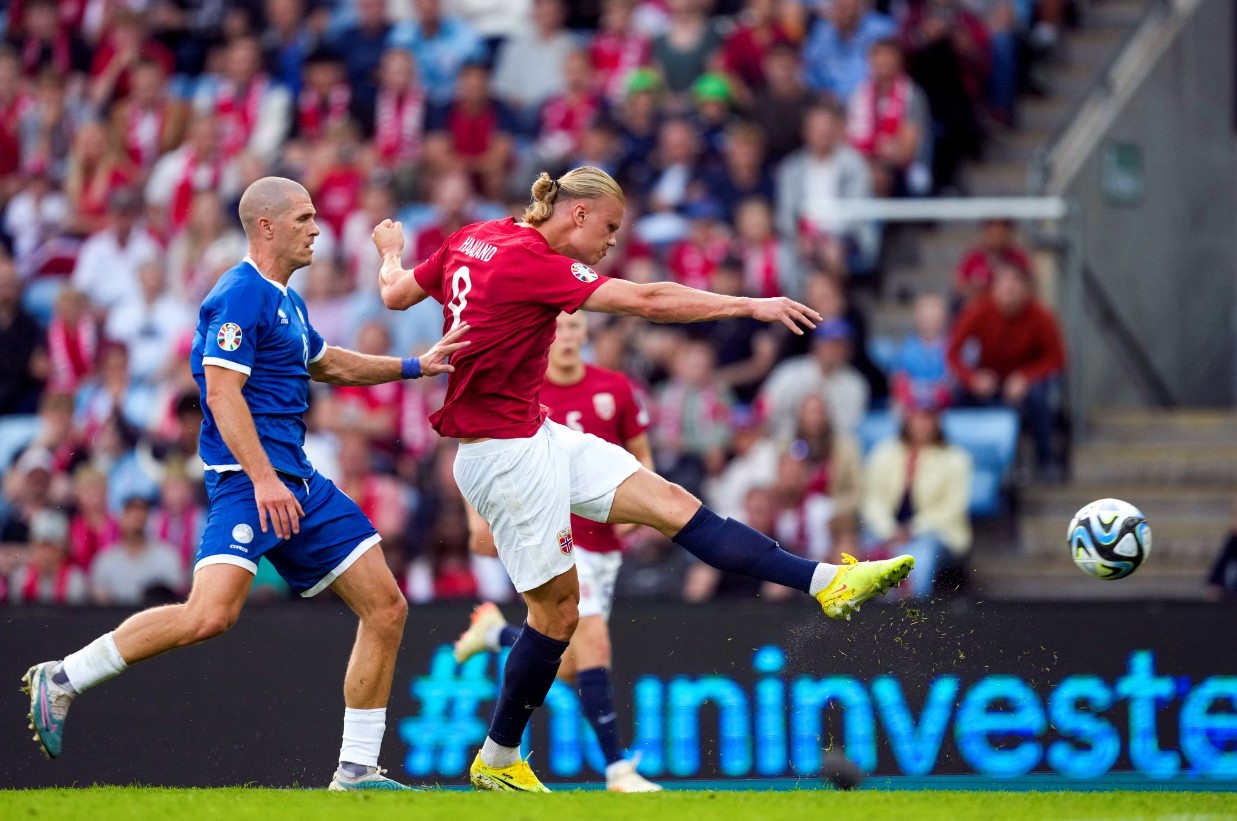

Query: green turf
[1,788,1235,821]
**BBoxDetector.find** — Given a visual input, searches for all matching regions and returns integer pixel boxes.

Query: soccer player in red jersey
[373,166,914,792]
[453,310,660,791]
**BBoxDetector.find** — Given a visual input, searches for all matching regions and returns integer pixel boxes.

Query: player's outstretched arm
[309,323,470,386]
[582,278,822,335]
[204,365,304,539]
[373,219,431,310]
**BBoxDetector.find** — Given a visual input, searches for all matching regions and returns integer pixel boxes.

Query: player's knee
[660,482,702,534]
[370,590,408,637]
[188,609,238,643]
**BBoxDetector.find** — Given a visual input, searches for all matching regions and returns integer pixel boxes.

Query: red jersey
[413,218,609,438]
[541,365,650,553]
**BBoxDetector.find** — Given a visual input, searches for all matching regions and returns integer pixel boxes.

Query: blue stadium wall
[1,601,1235,789]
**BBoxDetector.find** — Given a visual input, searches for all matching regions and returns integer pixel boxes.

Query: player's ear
[574,202,588,228]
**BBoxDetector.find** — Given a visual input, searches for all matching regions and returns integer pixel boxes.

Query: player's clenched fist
[372,219,405,258]
[750,297,823,335]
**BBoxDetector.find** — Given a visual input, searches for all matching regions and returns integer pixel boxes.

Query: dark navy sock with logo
[577,667,625,765]
[497,626,522,647]
[487,622,570,748]
[672,504,817,593]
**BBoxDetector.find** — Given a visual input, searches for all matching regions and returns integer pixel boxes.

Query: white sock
[483,623,506,652]
[339,707,386,768]
[808,562,840,597]
[481,735,521,768]
[62,632,128,693]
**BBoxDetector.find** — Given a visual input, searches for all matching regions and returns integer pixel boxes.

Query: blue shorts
[194,470,380,597]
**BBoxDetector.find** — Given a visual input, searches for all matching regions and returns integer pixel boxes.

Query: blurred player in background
[23,177,468,791]
[453,310,660,792]
[374,165,914,792]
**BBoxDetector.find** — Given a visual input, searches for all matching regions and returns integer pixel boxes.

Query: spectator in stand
[7,0,90,79]
[192,35,291,163]
[703,406,780,521]
[899,0,987,192]
[953,218,1031,308]
[63,120,135,236]
[776,101,876,277]
[90,494,184,605]
[890,292,953,412]
[4,168,71,281]
[387,0,484,107]
[70,186,156,313]
[847,38,930,197]
[330,0,391,111]
[341,173,401,289]
[75,342,154,435]
[150,468,205,570]
[654,337,735,497]
[110,57,188,174]
[299,257,354,347]
[104,260,193,385]
[1204,499,1237,601]
[861,400,972,598]
[0,47,31,190]
[423,61,515,200]
[787,393,863,555]
[411,171,487,263]
[87,8,175,109]
[733,197,786,299]
[802,0,896,102]
[261,0,321,97]
[652,0,724,96]
[363,47,427,179]
[19,68,82,184]
[533,50,605,171]
[703,121,775,223]
[690,73,738,168]
[293,47,352,145]
[26,390,87,478]
[0,256,49,415]
[613,68,664,193]
[721,0,797,95]
[45,288,98,396]
[7,510,89,606]
[336,431,411,555]
[146,114,242,235]
[165,188,247,304]
[768,450,832,575]
[782,272,888,404]
[332,320,402,466]
[747,42,813,165]
[666,198,730,291]
[591,0,652,104]
[89,410,160,513]
[686,258,781,404]
[491,0,576,129]
[68,464,118,571]
[0,447,57,548]
[635,117,703,238]
[301,121,365,238]
[948,261,1066,474]
[759,318,869,438]
[146,0,230,78]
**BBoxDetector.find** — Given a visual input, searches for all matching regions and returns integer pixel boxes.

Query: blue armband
[401,357,421,379]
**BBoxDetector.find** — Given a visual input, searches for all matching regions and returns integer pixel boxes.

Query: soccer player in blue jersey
[22,177,468,791]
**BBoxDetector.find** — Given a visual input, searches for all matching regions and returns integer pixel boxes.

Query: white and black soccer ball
[1067,498,1151,580]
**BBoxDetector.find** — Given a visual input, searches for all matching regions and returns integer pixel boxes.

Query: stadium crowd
[0,0,1069,606]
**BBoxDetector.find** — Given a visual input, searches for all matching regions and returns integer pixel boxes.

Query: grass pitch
[1,788,1234,821]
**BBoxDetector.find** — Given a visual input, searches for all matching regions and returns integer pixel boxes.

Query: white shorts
[453,420,641,593]
[576,547,622,621]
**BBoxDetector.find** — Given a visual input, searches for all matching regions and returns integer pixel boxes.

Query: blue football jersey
[191,258,326,479]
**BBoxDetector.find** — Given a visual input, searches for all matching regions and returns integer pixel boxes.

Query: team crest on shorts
[593,392,616,421]
[557,527,574,555]
[231,524,254,544]
[571,262,598,283]
[217,323,243,352]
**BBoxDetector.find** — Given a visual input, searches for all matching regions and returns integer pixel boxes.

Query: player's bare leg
[607,468,913,619]
[23,564,253,759]
[326,544,412,791]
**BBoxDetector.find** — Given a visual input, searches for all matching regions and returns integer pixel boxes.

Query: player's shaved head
[238,176,310,239]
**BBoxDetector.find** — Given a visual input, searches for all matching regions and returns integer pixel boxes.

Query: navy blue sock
[488,622,569,747]
[497,626,522,647]
[577,667,625,765]
[672,505,816,593]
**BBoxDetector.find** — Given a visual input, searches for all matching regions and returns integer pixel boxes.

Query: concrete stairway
[972,410,1237,600]
[866,0,1150,339]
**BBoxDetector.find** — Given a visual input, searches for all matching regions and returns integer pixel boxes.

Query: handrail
[1079,263,1176,407]
[1029,0,1204,195]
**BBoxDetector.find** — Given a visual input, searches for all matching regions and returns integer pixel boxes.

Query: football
[1068,498,1152,580]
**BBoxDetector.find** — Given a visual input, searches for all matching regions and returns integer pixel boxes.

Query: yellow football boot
[469,752,550,793]
[815,553,914,620]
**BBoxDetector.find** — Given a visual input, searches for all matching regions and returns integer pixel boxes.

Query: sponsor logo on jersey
[557,527,574,555]
[277,309,289,325]
[232,524,254,544]
[593,391,616,421]
[217,323,243,352]
[571,262,598,283]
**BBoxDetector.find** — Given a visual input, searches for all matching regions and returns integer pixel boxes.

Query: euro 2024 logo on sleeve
[571,262,598,283]
[217,323,243,352]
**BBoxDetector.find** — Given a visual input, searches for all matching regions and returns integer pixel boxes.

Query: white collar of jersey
[242,256,288,295]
